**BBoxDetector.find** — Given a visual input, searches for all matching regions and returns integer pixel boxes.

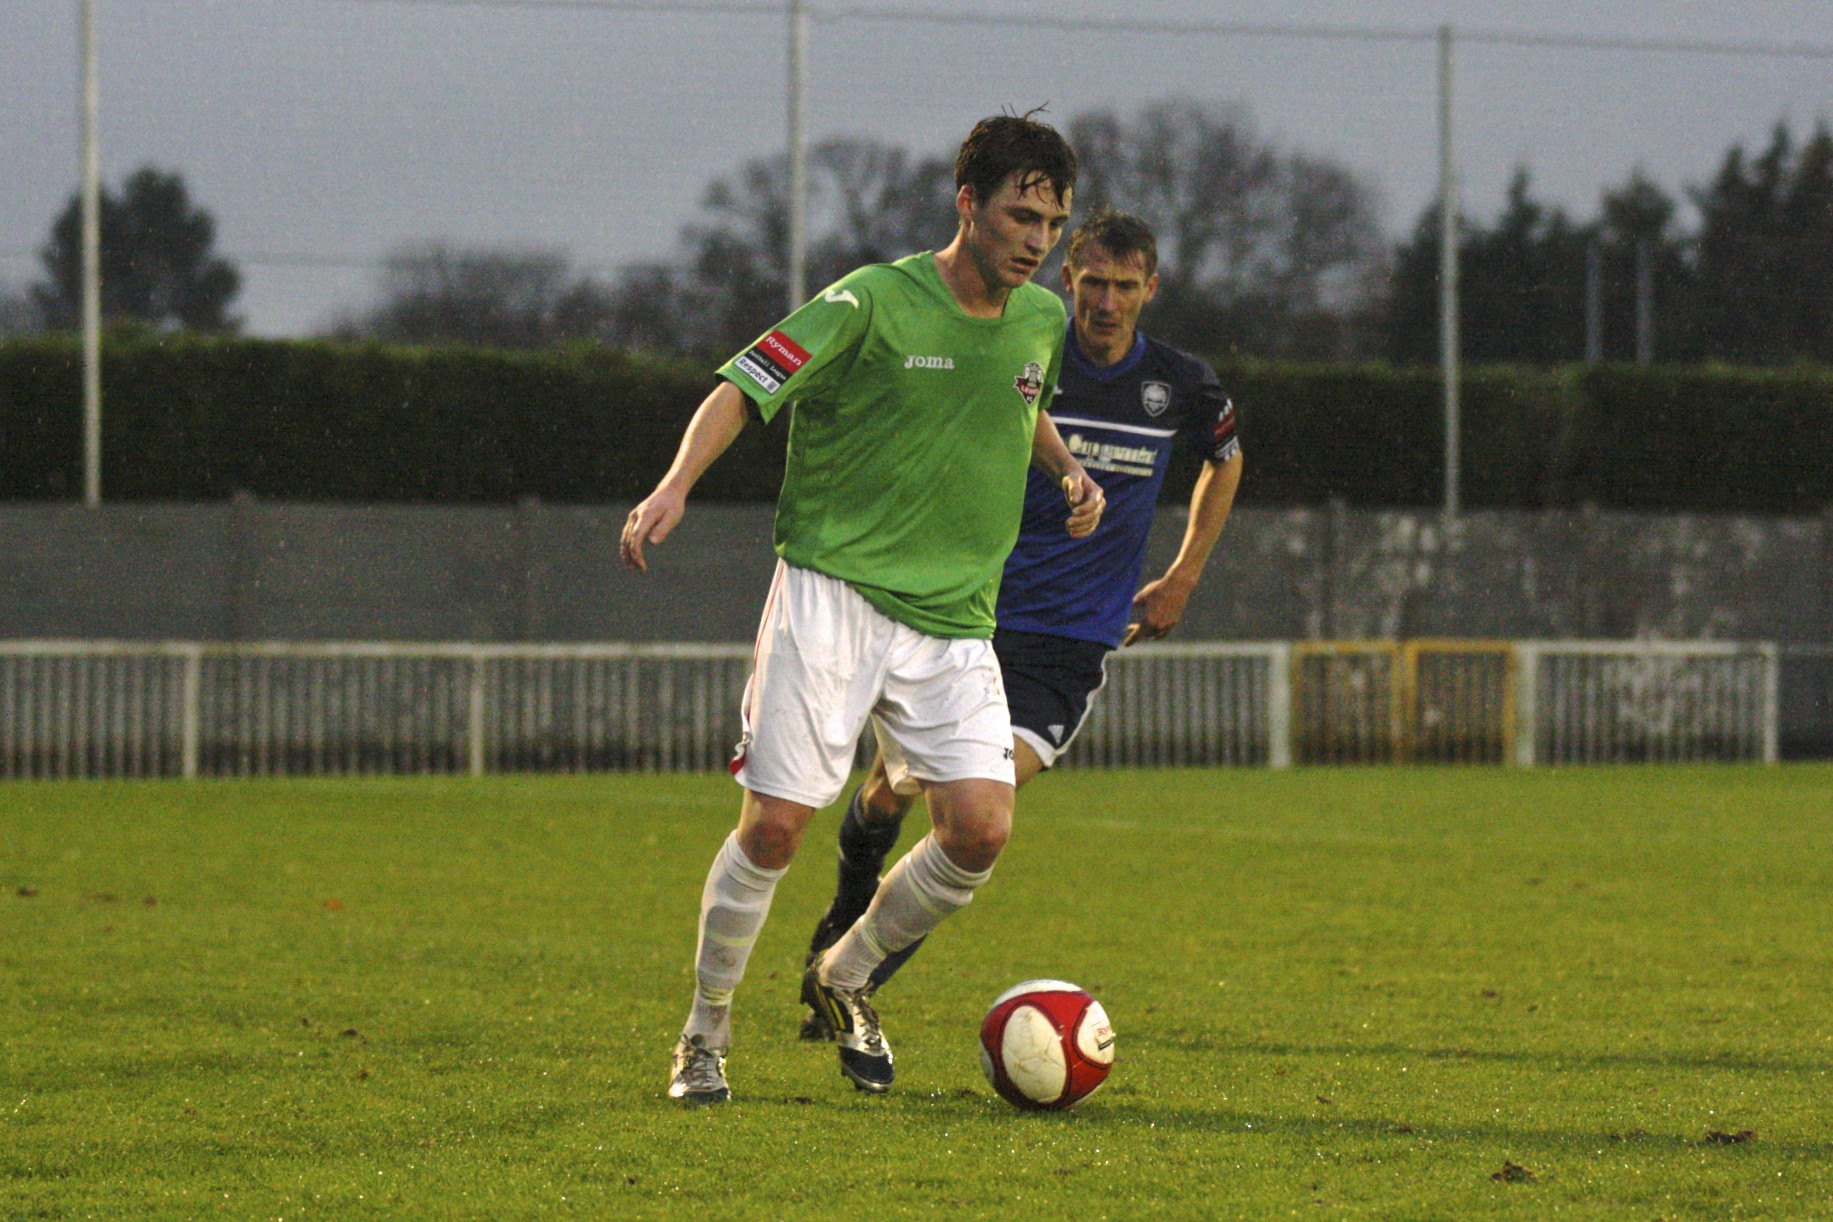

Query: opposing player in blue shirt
[798,208,1244,1035]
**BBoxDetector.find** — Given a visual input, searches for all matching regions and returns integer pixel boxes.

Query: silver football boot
[667,1033,731,1104]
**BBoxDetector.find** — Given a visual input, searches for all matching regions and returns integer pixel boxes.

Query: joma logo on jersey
[903,354,955,369]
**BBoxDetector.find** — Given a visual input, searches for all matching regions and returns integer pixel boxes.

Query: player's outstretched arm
[621,381,751,573]
[1124,449,1243,645]
[1030,411,1105,538]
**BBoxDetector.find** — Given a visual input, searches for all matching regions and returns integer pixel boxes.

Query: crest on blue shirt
[1140,380,1172,417]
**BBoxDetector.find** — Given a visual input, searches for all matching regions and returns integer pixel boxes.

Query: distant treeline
[3,336,1830,514]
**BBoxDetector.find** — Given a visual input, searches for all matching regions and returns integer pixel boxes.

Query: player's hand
[1123,573,1196,646]
[1061,471,1104,539]
[621,485,688,573]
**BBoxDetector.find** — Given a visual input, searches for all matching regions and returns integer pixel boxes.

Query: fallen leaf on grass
[1704,1129,1755,1145]
[322,899,344,911]
[1491,1161,1536,1183]
[1316,1096,1333,1105]
[340,1028,361,1038]
[15,886,37,898]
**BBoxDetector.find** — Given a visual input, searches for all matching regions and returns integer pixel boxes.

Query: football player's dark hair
[1066,208,1158,278]
[955,109,1077,210]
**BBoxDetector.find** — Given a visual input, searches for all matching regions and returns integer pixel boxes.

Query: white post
[1266,643,1292,769]
[180,645,202,779]
[1758,643,1779,765]
[1513,643,1539,767]
[1437,24,1460,518]
[80,0,103,508]
[786,0,808,312]
[467,650,488,777]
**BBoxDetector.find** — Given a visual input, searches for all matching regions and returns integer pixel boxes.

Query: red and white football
[979,979,1115,1110]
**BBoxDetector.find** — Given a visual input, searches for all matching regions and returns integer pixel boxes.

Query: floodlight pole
[786,0,808,312]
[80,0,103,507]
[1437,23,1461,518]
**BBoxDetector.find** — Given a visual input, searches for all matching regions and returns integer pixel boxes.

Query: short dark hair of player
[1066,208,1159,278]
[955,112,1078,209]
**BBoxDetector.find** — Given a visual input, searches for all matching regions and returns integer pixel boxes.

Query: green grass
[3,767,1831,1219]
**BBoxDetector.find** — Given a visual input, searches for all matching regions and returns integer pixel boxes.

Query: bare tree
[615,103,1387,361]
[614,136,956,357]
[1069,100,1386,359]
[329,241,620,348]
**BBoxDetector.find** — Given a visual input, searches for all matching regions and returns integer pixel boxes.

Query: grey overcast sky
[4,0,1830,336]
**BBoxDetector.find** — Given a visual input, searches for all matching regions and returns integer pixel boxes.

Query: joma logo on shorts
[903,354,955,369]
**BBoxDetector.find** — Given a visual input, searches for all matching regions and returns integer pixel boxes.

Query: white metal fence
[0,642,756,780]
[1067,643,1291,770]
[0,639,1785,780]
[1515,641,1779,766]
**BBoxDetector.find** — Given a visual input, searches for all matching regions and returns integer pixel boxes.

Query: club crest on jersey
[1141,380,1173,417]
[1013,360,1045,406]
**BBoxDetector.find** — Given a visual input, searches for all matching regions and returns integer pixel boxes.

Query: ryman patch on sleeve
[733,329,812,395]
[1210,396,1240,460]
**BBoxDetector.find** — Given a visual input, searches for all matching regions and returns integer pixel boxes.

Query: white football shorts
[731,561,1015,809]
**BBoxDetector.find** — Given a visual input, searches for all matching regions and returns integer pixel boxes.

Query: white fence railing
[1515,641,1779,766]
[0,639,1785,779]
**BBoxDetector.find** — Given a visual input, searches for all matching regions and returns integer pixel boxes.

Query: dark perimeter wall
[2,501,1828,644]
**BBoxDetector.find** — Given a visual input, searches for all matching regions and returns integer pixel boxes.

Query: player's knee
[936,807,1011,871]
[739,819,803,869]
[737,796,814,869]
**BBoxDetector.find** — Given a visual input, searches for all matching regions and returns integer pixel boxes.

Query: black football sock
[867,933,926,991]
[835,786,904,914]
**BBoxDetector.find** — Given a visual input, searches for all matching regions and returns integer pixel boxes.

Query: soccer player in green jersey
[622,114,1105,1104]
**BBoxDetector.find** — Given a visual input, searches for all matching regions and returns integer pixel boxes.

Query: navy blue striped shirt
[997,324,1239,647]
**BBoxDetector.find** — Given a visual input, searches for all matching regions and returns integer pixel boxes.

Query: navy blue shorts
[993,627,1113,768]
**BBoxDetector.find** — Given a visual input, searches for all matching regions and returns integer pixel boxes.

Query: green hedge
[0,336,780,504]
[4,335,1830,512]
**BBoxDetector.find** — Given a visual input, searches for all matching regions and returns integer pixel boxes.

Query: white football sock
[820,833,992,991]
[683,831,786,1047]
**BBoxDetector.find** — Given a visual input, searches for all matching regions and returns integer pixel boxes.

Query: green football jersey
[717,252,1066,638]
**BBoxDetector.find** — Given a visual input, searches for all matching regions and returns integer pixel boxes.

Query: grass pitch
[3,766,1830,1219]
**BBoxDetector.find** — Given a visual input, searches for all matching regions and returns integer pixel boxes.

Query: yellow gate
[1291,640,1516,765]
[1402,640,1516,764]
[1291,641,1403,764]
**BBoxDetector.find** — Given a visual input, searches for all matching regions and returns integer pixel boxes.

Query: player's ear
[1142,271,1159,305]
[955,183,977,228]
[1061,261,1075,292]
